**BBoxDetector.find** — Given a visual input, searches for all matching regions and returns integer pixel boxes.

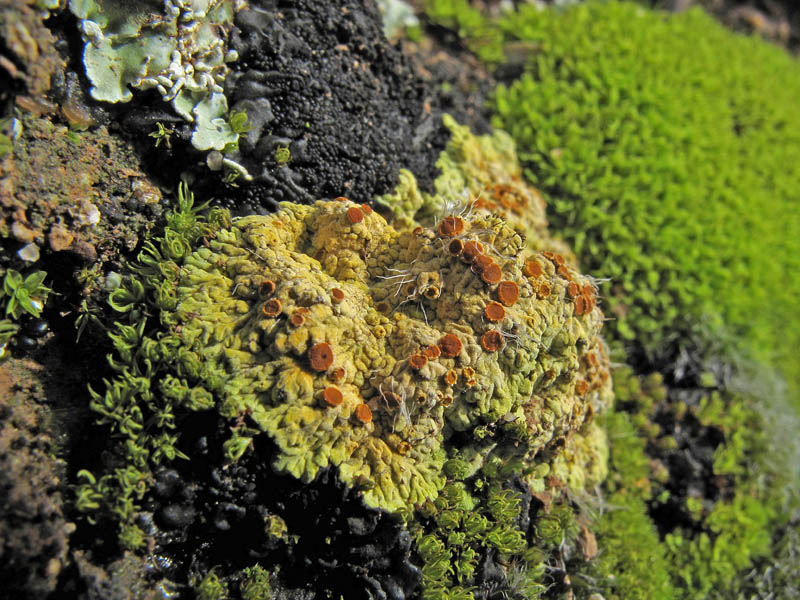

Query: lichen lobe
[174,198,611,512]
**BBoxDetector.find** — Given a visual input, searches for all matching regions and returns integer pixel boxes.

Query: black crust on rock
[144,426,421,600]
[216,0,450,208]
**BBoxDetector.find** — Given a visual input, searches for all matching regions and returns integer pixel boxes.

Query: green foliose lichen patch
[78,179,612,547]
[161,193,610,512]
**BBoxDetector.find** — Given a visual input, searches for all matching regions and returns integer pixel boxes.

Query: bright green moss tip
[483,0,800,394]
[239,565,271,600]
[196,569,228,600]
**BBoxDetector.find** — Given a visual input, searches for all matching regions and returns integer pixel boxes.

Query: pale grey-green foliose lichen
[68,0,246,154]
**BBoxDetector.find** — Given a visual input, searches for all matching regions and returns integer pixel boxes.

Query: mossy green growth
[661,389,795,599]
[577,365,798,599]
[1,269,51,320]
[238,565,272,600]
[459,0,800,395]
[573,369,674,600]
[195,569,228,600]
[423,0,504,62]
[0,269,51,358]
[74,183,232,530]
[412,481,545,599]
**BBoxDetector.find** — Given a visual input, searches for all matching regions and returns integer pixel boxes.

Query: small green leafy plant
[149,122,175,148]
[274,145,291,165]
[74,182,232,545]
[1,269,51,320]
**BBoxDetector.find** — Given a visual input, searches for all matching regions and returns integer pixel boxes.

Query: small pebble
[24,318,49,338]
[17,242,40,262]
[14,335,38,352]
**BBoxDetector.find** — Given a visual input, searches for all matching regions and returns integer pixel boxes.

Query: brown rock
[48,224,74,252]
[69,239,97,262]
[11,220,36,243]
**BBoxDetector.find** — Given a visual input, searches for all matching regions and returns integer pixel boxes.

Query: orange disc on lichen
[574,295,586,315]
[443,369,458,386]
[537,283,551,299]
[424,286,440,299]
[361,203,373,214]
[481,330,504,352]
[409,353,428,370]
[583,283,594,297]
[441,395,454,407]
[461,240,483,262]
[473,254,493,269]
[331,288,345,303]
[347,206,364,224]
[554,254,566,266]
[463,366,475,379]
[330,367,346,382]
[481,263,502,285]
[423,345,441,360]
[438,215,465,237]
[289,311,305,327]
[323,386,344,407]
[557,266,572,281]
[448,238,464,256]
[484,301,506,323]
[262,298,282,317]
[309,342,334,371]
[438,333,462,358]
[471,254,494,276]
[259,280,276,297]
[568,282,580,299]
[543,251,556,260]
[355,403,373,423]
[497,281,519,306]
[335,196,349,202]
[575,380,589,396]
[523,259,543,278]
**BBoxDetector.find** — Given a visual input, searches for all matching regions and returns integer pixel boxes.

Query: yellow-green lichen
[170,195,611,512]
[378,114,573,259]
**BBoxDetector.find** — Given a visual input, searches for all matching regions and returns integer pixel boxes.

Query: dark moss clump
[573,364,799,600]
[217,0,451,208]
